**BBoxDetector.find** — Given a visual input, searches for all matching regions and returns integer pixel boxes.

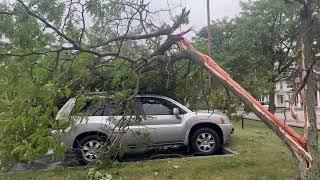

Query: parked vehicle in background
[260,101,269,111]
[55,94,234,164]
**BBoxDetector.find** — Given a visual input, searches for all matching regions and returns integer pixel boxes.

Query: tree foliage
[196,0,301,113]
[0,0,190,170]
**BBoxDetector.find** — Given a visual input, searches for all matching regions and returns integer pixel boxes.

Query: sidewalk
[237,110,320,130]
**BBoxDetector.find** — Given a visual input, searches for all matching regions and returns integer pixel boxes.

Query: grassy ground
[2,120,317,180]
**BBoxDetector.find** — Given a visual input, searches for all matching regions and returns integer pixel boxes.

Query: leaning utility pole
[207,0,212,57]
[207,0,213,89]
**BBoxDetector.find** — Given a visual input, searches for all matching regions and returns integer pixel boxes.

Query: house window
[277,95,284,106]
[280,82,283,89]
[288,94,291,102]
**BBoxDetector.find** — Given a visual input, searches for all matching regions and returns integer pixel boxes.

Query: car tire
[75,134,108,165]
[190,128,221,155]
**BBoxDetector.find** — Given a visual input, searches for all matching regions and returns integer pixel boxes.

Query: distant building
[260,64,320,108]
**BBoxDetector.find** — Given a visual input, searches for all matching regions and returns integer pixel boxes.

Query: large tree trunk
[296,1,320,179]
[269,84,276,114]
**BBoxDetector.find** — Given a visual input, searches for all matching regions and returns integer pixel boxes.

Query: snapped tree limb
[174,38,312,165]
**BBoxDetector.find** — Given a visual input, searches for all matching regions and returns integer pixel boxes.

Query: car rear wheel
[190,128,221,155]
[75,135,108,165]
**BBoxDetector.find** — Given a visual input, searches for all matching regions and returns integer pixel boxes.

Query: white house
[276,80,320,108]
[260,78,320,108]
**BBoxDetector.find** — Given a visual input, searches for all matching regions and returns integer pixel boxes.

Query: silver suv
[55,94,234,164]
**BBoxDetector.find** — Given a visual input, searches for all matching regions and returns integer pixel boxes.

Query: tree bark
[297,1,320,179]
[269,84,277,114]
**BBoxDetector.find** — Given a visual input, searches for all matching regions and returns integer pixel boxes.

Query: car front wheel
[190,128,221,155]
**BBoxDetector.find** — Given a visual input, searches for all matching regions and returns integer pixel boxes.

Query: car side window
[78,100,105,116]
[139,97,186,115]
[103,99,138,116]
[142,98,171,115]
[104,102,126,116]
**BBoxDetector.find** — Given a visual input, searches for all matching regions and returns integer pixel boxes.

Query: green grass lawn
[2,120,317,180]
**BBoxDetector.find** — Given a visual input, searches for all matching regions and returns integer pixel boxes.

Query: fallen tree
[0,0,318,179]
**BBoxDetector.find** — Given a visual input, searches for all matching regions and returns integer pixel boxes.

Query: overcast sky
[0,0,243,38]
[2,0,243,29]
[151,0,242,29]
[149,0,243,38]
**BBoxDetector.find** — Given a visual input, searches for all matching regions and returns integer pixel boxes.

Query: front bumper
[219,123,234,144]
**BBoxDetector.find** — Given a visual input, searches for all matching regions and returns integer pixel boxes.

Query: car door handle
[146,115,157,119]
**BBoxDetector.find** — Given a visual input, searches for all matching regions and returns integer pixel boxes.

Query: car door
[136,97,186,145]
[70,98,106,138]
[103,99,143,146]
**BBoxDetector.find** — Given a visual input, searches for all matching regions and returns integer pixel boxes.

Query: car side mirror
[173,108,181,119]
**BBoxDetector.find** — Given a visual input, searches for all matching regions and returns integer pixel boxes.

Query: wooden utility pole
[207,0,212,57]
[207,0,213,89]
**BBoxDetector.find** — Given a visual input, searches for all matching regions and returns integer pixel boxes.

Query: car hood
[186,111,230,123]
